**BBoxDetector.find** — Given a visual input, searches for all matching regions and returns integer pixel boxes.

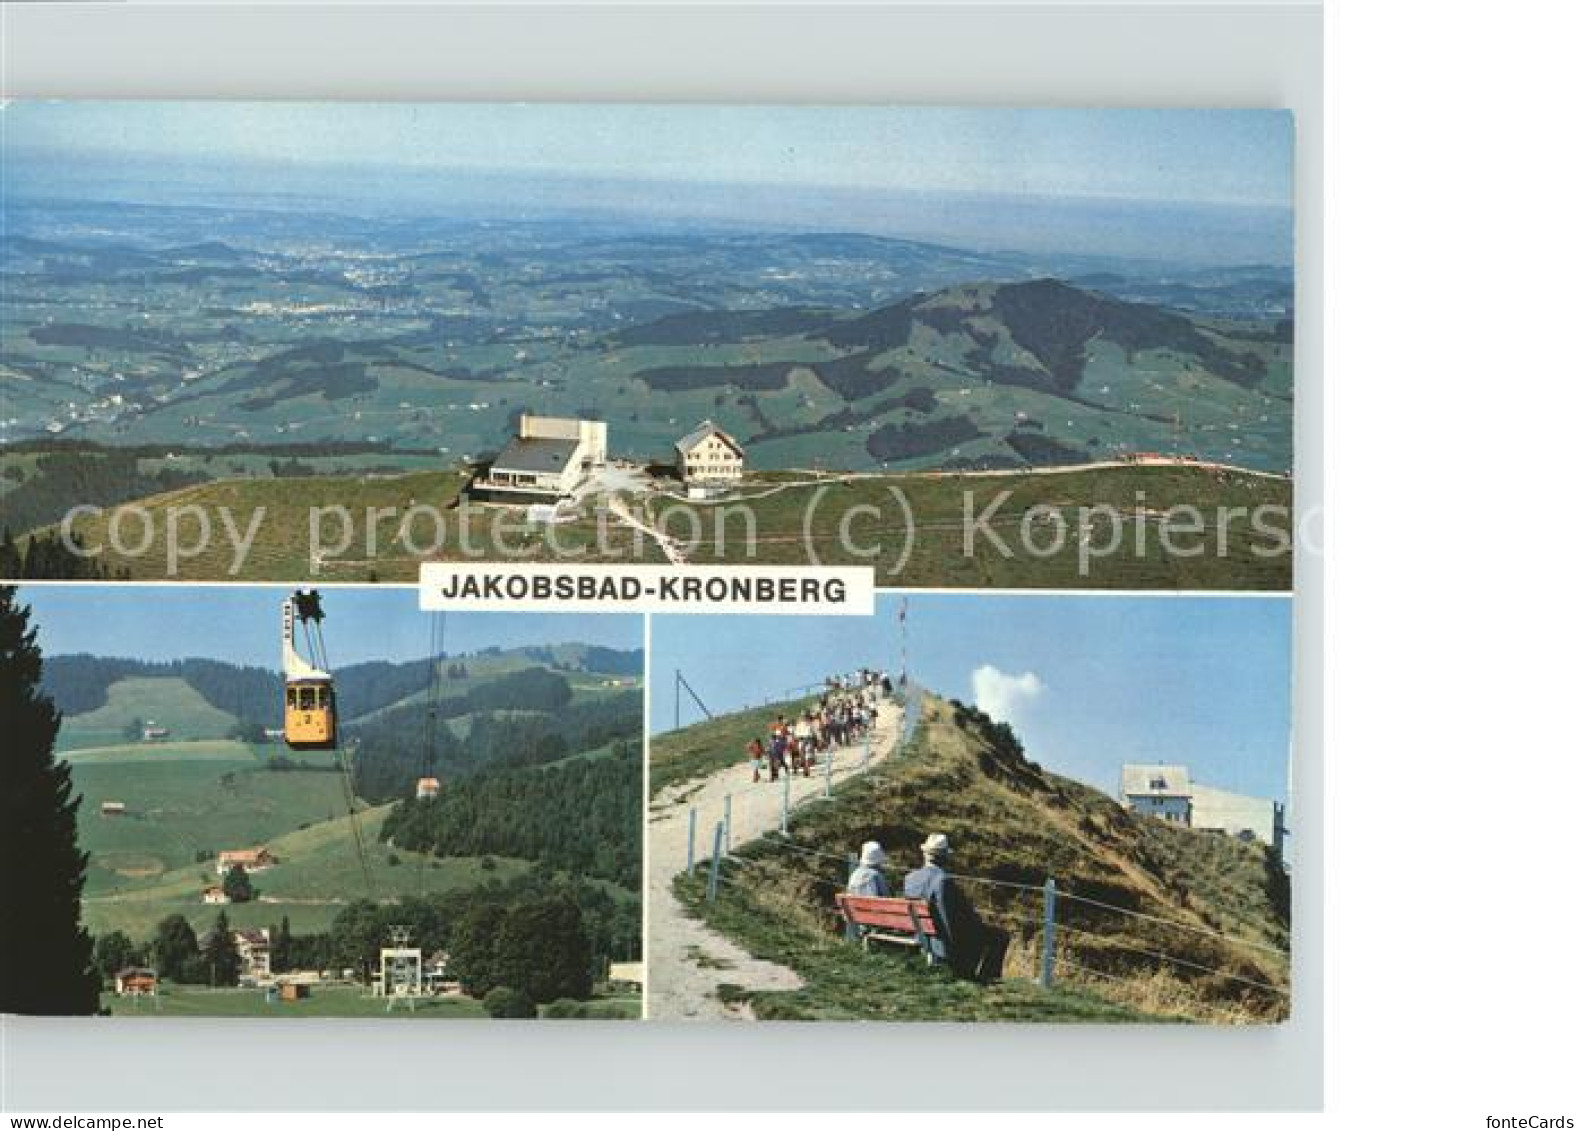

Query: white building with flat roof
[1189,782,1285,847]
[473,411,607,502]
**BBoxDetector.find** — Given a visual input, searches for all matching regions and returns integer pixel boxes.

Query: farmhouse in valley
[471,410,608,503]
[201,885,229,905]
[1120,763,1286,851]
[233,928,273,982]
[113,967,158,996]
[215,847,278,876]
[674,420,745,493]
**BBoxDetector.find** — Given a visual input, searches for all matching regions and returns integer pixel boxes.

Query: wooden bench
[835,893,942,964]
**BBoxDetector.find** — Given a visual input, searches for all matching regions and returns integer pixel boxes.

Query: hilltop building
[674,421,745,494]
[472,410,607,503]
[1120,763,1286,852]
[215,847,277,876]
[1189,782,1287,847]
[1119,764,1193,825]
[141,723,170,742]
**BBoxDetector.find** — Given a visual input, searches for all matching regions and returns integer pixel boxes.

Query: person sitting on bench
[846,840,891,897]
[902,833,1010,982]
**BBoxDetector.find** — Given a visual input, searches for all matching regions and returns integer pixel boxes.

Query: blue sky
[3,104,1293,262]
[652,593,1292,802]
[4,104,1292,207]
[17,584,641,670]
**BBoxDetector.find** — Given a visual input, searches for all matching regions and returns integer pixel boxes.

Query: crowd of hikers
[744,668,893,784]
[732,668,1008,983]
[845,833,1011,983]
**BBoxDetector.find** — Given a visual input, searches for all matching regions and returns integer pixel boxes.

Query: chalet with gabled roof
[674,420,745,491]
[216,847,277,875]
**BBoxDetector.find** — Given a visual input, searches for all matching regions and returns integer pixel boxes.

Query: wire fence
[680,674,1286,1019]
[694,819,1290,1013]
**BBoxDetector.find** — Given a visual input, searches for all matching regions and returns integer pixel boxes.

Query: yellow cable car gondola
[282,589,336,751]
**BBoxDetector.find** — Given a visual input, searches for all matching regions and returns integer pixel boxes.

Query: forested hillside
[383,740,642,889]
[349,688,642,802]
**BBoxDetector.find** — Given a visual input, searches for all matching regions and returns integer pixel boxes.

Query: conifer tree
[0,586,98,1014]
[202,911,242,987]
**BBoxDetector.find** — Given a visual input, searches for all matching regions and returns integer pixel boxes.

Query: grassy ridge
[672,693,1289,1023]
[39,463,1291,589]
[674,869,1149,1022]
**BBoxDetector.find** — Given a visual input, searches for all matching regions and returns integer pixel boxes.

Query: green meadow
[57,676,239,751]
[74,744,535,939]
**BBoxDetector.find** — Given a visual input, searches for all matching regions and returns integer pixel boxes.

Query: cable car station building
[471,410,608,504]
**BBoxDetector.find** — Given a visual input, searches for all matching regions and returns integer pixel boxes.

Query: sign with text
[420,563,875,615]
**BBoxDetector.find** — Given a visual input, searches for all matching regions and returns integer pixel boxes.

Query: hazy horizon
[3,104,1294,266]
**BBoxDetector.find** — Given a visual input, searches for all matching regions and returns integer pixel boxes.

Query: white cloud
[971,665,1046,733]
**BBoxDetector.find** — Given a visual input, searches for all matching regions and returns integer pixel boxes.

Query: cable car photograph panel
[282,589,337,751]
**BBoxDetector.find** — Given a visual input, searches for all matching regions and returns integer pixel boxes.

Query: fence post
[723,793,732,850]
[707,821,724,902]
[687,807,697,876]
[780,773,791,835]
[844,853,859,942]
[1040,877,1057,989]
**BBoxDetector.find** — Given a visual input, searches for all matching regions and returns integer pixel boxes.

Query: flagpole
[899,597,908,686]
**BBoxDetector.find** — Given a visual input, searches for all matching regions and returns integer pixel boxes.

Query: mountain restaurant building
[674,420,745,492]
[472,411,608,503]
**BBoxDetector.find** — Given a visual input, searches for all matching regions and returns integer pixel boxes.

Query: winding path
[645,697,905,1020]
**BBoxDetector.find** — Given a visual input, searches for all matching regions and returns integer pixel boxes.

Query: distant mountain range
[2,205,1293,472]
[43,643,643,740]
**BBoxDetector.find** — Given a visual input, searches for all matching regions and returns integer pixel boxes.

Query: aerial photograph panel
[1,104,1294,588]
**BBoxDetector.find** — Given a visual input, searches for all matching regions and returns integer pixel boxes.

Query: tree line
[0,528,126,580]
[87,870,635,1017]
[350,689,642,803]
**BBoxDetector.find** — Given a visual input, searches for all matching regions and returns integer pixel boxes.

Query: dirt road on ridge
[645,697,905,1020]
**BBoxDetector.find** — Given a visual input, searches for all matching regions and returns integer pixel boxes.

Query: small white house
[674,421,745,491]
[1119,764,1193,825]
